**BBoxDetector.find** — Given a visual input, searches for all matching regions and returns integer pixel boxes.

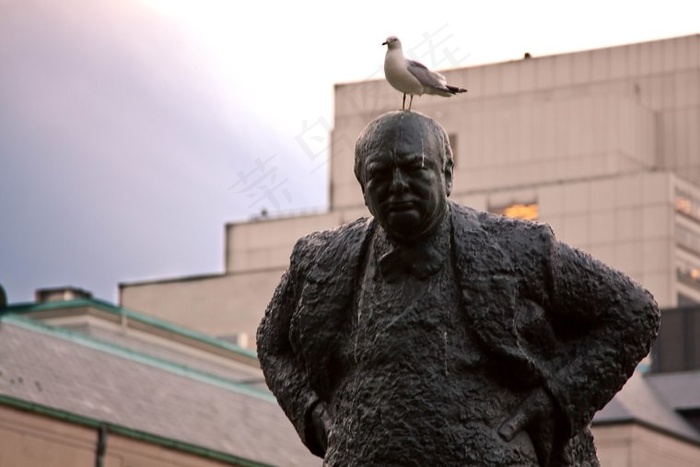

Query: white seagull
[382,35,467,111]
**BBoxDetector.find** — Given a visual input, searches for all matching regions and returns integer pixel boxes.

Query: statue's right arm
[256,237,328,458]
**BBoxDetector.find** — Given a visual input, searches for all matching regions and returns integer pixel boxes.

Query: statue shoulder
[451,202,553,238]
[450,202,555,255]
[290,217,373,268]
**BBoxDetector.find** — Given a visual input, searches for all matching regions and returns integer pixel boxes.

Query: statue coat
[257,202,660,466]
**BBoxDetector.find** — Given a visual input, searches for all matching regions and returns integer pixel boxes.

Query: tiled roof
[593,371,700,444]
[65,323,268,392]
[4,297,258,361]
[0,314,320,466]
[646,371,700,411]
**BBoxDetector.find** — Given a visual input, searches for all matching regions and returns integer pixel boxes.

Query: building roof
[593,371,700,444]
[646,371,700,412]
[0,312,320,466]
[3,296,270,390]
[5,296,259,362]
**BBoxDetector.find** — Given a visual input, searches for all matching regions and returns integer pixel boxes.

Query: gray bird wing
[406,59,448,90]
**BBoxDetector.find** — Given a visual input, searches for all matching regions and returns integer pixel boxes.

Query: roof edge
[334,33,700,87]
[2,297,258,360]
[0,394,273,467]
[119,272,228,287]
[593,417,700,446]
[118,266,285,288]
[0,314,274,403]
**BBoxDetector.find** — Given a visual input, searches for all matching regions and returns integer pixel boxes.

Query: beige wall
[225,208,368,273]
[0,405,236,467]
[593,423,700,467]
[120,269,285,345]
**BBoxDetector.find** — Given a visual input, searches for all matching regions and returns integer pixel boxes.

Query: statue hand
[498,387,559,466]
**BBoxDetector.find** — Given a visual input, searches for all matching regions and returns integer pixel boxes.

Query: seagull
[382,35,467,111]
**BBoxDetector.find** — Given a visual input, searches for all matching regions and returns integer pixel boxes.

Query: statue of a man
[257,111,660,466]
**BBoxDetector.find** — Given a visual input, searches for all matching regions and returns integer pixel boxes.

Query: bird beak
[382,41,388,46]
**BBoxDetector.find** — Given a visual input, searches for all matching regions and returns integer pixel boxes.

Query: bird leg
[408,94,414,111]
[402,93,406,110]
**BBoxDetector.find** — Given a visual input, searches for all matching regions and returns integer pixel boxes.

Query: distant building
[0,286,320,466]
[121,34,700,346]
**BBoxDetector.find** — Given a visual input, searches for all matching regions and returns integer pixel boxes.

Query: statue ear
[361,184,369,206]
[444,162,454,197]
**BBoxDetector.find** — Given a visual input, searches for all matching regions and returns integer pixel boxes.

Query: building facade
[122,34,700,345]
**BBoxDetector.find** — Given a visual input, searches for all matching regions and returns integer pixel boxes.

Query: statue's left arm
[498,224,659,464]
[535,225,660,436]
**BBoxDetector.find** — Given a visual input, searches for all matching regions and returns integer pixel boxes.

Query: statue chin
[382,211,429,241]
[381,210,423,236]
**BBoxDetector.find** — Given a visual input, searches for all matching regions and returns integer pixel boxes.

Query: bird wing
[406,59,447,88]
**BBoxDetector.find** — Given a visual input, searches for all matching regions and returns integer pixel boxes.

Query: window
[675,187,700,222]
[676,257,700,292]
[490,202,539,221]
[676,224,700,254]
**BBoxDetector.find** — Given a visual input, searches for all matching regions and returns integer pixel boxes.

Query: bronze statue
[257,111,660,466]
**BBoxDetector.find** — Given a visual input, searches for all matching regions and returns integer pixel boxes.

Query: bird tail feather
[446,85,467,94]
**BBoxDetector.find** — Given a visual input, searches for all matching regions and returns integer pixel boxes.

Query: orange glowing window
[491,203,539,221]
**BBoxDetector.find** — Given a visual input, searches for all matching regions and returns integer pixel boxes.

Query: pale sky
[1,0,698,303]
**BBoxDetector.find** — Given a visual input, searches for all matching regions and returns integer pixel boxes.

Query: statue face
[362,129,451,243]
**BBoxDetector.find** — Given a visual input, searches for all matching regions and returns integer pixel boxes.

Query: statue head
[355,111,454,243]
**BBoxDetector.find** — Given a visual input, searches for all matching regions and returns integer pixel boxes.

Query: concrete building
[115,34,700,465]
[121,34,700,345]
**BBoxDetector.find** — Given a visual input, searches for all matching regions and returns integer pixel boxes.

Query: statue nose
[389,169,409,193]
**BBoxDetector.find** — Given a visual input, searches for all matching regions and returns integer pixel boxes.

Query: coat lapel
[292,217,375,395]
[450,202,544,386]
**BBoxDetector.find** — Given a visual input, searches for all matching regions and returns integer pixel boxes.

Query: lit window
[675,187,700,221]
[676,256,700,292]
[490,202,539,221]
[675,196,692,215]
